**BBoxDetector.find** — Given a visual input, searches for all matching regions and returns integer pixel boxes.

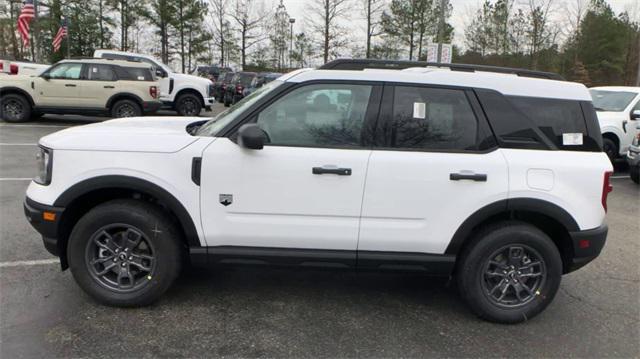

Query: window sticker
[562,133,583,146]
[413,102,426,119]
[92,67,98,73]
[137,76,145,81]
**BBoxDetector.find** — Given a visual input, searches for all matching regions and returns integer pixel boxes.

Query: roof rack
[319,59,565,81]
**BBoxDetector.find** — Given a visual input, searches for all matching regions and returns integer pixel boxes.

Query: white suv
[590,86,640,162]
[94,50,215,116]
[23,60,613,323]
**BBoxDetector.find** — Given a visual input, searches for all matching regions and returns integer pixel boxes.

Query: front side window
[47,63,82,80]
[385,86,479,151]
[590,90,637,112]
[87,64,116,81]
[255,83,373,147]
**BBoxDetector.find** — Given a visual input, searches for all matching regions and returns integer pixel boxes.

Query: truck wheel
[630,166,639,184]
[602,138,618,163]
[223,94,231,107]
[456,221,562,323]
[111,99,142,118]
[1,93,32,123]
[67,200,183,307]
[175,93,202,116]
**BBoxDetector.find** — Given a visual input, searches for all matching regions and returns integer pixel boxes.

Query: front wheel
[175,93,202,116]
[602,137,618,163]
[456,221,562,323]
[67,200,183,307]
[630,165,639,184]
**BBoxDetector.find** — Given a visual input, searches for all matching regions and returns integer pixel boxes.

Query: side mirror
[237,124,266,150]
[155,68,165,78]
[631,110,640,121]
[41,73,50,80]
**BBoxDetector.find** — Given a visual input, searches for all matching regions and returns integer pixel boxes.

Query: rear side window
[114,66,154,81]
[508,97,587,150]
[87,64,116,81]
[384,86,482,151]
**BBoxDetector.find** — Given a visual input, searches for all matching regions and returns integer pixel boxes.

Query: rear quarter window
[115,66,154,81]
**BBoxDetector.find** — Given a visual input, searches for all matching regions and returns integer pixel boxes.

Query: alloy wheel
[3,99,24,121]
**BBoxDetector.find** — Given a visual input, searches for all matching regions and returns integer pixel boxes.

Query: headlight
[34,146,52,185]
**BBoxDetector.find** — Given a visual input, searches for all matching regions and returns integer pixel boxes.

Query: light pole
[289,18,295,69]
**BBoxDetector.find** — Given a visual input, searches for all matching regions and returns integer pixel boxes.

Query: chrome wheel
[481,244,546,308]
[85,224,156,293]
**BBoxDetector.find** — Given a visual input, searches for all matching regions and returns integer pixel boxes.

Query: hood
[595,111,625,123]
[40,117,206,153]
[170,72,213,86]
[0,74,33,85]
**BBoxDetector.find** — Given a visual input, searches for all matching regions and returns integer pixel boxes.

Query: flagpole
[66,18,70,59]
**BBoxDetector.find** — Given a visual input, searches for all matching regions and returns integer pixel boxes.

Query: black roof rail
[319,59,565,81]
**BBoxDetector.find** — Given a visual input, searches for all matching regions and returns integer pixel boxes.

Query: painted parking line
[0,143,38,146]
[0,178,32,181]
[0,259,58,268]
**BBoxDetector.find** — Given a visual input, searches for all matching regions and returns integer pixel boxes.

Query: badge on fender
[219,194,233,206]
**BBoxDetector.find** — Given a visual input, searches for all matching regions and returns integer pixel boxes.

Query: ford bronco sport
[23,60,613,323]
[1,58,161,122]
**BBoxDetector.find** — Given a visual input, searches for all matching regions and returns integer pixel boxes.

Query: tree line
[0,0,638,86]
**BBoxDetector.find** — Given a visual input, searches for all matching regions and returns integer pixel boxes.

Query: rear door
[81,63,118,108]
[359,85,508,255]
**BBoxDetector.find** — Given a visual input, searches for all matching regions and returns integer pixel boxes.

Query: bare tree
[525,0,557,69]
[230,0,269,69]
[362,0,385,58]
[306,0,350,64]
[209,0,230,66]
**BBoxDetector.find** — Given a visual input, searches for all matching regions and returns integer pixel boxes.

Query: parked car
[1,60,50,76]
[590,87,640,163]
[212,70,234,103]
[627,123,640,184]
[94,50,215,116]
[242,72,282,97]
[1,58,161,122]
[223,71,257,106]
[192,65,232,82]
[24,59,612,324]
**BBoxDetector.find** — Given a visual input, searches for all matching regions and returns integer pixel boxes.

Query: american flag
[17,0,36,47]
[52,19,68,53]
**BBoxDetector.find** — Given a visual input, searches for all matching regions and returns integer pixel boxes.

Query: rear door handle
[65,84,76,87]
[104,85,115,89]
[312,167,352,176]
[450,172,487,182]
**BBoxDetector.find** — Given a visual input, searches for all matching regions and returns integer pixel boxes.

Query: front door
[359,85,509,255]
[200,82,381,253]
[34,62,83,107]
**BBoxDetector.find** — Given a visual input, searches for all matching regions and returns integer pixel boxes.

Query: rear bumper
[23,196,64,257]
[142,100,163,113]
[567,224,608,273]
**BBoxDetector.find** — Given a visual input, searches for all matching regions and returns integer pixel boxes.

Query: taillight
[236,84,243,93]
[10,64,18,74]
[222,84,227,90]
[149,86,158,99]
[601,171,613,212]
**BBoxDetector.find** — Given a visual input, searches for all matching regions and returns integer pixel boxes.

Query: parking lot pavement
[1,111,638,357]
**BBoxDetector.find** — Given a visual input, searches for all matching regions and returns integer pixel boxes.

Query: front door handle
[312,167,352,176]
[104,85,115,89]
[65,84,76,87]
[450,172,487,182]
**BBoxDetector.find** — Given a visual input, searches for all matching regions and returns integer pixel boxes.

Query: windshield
[590,90,637,112]
[196,80,284,136]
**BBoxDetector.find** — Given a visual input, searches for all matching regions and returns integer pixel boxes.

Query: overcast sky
[278,0,640,49]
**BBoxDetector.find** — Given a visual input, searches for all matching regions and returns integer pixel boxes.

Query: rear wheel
[1,93,32,123]
[456,221,562,323]
[111,99,142,118]
[67,200,183,307]
[602,137,618,163]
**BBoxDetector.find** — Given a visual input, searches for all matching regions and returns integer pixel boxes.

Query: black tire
[602,137,618,163]
[175,93,202,116]
[456,221,562,323]
[111,99,142,118]
[67,199,183,307]
[223,93,231,107]
[630,166,639,184]
[216,91,224,103]
[1,93,32,123]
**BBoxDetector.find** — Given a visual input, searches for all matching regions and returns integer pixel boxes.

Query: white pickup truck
[93,50,215,116]
[0,60,50,76]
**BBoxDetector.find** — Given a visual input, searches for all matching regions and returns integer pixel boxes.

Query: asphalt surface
[0,107,638,358]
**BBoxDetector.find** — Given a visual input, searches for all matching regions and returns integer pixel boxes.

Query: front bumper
[23,196,64,257]
[567,224,608,272]
[142,100,163,113]
[627,145,640,166]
